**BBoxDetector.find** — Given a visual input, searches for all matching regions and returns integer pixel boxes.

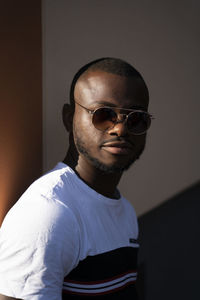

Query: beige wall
[0,1,42,224]
[42,0,200,215]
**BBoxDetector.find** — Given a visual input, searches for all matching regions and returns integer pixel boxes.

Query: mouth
[101,142,134,155]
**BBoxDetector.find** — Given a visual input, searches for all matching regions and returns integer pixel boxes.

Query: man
[0,57,152,299]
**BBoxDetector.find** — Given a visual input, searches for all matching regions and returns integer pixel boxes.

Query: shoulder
[0,165,80,298]
[25,162,74,199]
[120,197,139,237]
[1,161,81,243]
[3,162,76,223]
[121,197,137,217]
[0,163,81,266]
[0,163,82,298]
[1,183,80,249]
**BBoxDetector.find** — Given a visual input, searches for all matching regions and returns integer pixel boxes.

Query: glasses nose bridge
[115,112,129,124]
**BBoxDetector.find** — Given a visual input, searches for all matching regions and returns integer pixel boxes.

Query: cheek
[73,112,101,146]
[131,134,146,149]
[74,111,92,130]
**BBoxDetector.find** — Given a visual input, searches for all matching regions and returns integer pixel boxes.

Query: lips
[101,142,133,155]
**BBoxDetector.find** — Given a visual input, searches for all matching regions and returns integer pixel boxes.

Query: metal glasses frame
[74,100,154,134]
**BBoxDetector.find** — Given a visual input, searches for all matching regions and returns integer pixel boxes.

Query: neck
[63,146,122,199]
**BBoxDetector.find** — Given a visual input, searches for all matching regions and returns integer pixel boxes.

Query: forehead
[74,70,149,109]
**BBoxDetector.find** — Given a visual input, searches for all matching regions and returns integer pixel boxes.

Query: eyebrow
[91,100,146,111]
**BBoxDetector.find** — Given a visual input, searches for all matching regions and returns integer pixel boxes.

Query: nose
[107,115,128,136]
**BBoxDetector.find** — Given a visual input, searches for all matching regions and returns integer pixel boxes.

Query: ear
[62,103,74,132]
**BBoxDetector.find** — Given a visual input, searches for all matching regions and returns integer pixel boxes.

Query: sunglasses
[75,101,154,135]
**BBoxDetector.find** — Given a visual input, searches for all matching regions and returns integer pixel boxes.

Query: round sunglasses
[75,101,154,135]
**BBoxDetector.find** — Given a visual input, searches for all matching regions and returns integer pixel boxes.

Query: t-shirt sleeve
[0,193,80,300]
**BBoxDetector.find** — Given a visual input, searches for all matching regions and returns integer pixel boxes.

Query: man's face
[72,70,149,174]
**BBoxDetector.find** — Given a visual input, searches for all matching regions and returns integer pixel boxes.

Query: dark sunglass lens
[93,108,117,131]
[127,112,151,134]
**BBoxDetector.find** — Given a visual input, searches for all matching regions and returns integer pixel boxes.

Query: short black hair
[70,57,149,106]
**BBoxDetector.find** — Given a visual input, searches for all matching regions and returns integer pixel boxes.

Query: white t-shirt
[0,163,139,299]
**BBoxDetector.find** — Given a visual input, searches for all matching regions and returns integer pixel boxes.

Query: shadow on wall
[136,182,200,300]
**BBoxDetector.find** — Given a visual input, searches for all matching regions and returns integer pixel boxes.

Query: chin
[94,159,138,174]
[83,152,139,174]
